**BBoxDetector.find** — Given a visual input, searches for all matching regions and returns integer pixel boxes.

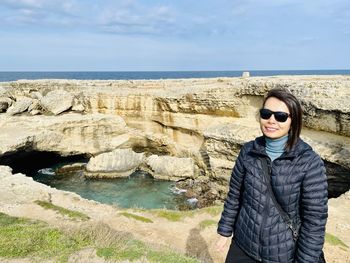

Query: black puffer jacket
[217,136,328,263]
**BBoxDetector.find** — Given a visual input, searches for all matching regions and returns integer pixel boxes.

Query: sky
[0,0,349,71]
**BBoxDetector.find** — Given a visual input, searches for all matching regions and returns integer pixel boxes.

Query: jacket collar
[249,136,311,159]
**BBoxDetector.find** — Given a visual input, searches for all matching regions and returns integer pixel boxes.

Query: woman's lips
[265,127,278,132]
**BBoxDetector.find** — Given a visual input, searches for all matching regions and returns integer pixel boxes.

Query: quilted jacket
[217,136,328,263]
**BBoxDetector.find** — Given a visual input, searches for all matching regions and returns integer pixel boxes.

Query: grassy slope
[0,210,199,263]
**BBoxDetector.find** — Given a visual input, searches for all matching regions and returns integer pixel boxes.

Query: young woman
[216,88,328,262]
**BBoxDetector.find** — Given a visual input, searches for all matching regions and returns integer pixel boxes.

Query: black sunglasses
[259,108,290,122]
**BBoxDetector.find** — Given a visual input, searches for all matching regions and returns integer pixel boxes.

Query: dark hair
[262,88,303,150]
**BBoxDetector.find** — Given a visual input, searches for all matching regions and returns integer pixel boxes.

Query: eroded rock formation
[85,149,145,178]
[0,76,349,202]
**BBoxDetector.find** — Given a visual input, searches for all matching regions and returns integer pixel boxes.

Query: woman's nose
[267,114,277,123]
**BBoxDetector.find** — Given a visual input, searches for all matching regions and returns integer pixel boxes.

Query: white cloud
[0,0,349,71]
[1,0,349,37]
[0,0,182,36]
[1,0,44,9]
[97,3,177,36]
[0,0,80,28]
[1,0,77,12]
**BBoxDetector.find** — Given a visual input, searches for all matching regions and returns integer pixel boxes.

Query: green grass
[119,212,153,223]
[0,212,29,226]
[154,210,183,221]
[147,249,200,263]
[0,212,199,262]
[325,233,349,248]
[35,200,90,221]
[97,240,200,263]
[149,209,197,222]
[199,219,217,230]
[97,239,146,261]
[200,205,222,216]
[140,205,222,222]
[0,212,91,262]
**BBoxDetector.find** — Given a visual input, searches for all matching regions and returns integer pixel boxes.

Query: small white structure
[242,71,250,78]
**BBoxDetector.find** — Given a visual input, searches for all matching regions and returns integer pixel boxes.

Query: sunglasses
[259,108,290,122]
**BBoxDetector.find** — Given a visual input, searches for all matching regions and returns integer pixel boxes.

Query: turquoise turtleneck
[265,135,288,161]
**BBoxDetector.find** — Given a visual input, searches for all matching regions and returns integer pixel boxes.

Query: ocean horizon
[0,70,349,82]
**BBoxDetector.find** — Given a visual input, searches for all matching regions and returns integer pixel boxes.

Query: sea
[0,70,349,82]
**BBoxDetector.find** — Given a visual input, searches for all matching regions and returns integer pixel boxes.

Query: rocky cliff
[0,76,349,203]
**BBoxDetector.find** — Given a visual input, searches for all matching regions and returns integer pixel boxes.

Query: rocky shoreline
[0,76,349,262]
[0,76,349,206]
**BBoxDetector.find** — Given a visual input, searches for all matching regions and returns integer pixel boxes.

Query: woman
[216,88,328,262]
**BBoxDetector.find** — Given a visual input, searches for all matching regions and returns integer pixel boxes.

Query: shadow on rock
[186,227,214,263]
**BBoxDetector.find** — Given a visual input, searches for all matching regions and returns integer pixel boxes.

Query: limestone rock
[28,99,42,115]
[0,97,13,112]
[0,165,87,205]
[40,90,73,115]
[340,190,350,200]
[72,103,85,112]
[85,148,145,178]
[6,96,32,115]
[0,165,13,176]
[0,76,349,200]
[204,119,350,182]
[0,87,7,97]
[36,114,128,155]
[72,93,89,113]
[145,155,196,180]
[0,165,52,203]
[56,163,86,175]
[0,86,12,98]
[29,91,43,100]
[0,113,128,156]
[3,76,349,136]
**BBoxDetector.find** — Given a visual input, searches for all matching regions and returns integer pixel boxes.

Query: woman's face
[260,97,292,139]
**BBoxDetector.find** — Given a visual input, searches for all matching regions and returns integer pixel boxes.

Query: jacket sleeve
[217,146,247,237]
[295,154,328,262]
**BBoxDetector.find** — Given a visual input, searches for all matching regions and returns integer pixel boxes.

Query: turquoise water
[33,167,191,210]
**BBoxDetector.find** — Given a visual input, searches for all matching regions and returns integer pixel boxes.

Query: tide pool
[33,167,193,210]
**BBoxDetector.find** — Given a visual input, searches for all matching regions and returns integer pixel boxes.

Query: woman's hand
[215,235,229,252]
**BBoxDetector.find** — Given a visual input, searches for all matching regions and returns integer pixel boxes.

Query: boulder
[40,90,73,115]
[0,87,11,98]
[29,91,43,100]
[0,165,13,176]
[0,165,51,202]
[0,97,13,112]
[71,93,88,113]
[85,148,145,178]
[28,99,42,115]
[56,163,87,175]
[6,96,32,115]
[145,155,196,180]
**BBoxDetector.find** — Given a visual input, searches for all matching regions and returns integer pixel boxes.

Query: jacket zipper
[259,200,270,259]
[258,157,272,260]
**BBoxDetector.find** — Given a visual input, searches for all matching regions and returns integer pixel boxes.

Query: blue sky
[0,0,349,71]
